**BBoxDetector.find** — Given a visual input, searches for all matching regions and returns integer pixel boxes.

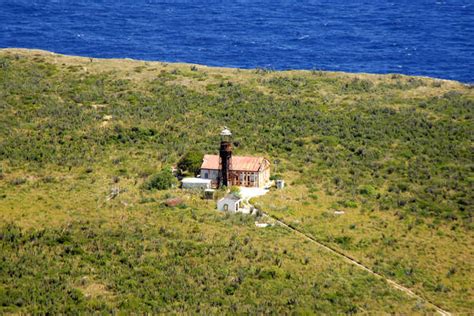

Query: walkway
[261,212,451,316]
[238,186,451,315]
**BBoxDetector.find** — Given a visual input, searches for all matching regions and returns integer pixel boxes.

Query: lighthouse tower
[218,127,233,188]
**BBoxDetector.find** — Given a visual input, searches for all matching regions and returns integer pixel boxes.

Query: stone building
[200,127,270,188]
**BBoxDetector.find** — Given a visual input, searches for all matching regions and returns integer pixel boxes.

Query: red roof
[201,154,268,172]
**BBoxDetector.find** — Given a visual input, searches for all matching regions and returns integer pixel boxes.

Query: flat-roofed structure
[181,177,212,190]
[217,194,243,212]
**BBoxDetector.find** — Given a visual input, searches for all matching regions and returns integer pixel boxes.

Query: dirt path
[260,212,452,316]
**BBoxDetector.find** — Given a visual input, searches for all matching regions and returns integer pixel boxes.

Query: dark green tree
[143,168,177,190]
[177,150,204,176]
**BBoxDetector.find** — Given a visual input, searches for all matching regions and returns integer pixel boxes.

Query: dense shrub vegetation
[0,49,472,313]
[142,168,177,191]
[177,150,204,176]
[0,209,425,314]
[0,52,471,226]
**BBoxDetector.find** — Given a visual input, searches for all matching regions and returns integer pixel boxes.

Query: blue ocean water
[1,0,473,82]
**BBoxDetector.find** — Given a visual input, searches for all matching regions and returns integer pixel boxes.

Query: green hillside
[0,49,472,313]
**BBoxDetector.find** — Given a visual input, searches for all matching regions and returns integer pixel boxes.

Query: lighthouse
[200,127,271,188]
[219,127,233,187]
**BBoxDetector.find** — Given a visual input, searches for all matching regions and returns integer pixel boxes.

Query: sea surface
[1,0,473,82]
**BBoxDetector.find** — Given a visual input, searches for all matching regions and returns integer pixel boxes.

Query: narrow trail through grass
[261,212,452,316]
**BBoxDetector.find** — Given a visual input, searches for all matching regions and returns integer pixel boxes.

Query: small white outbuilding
[276,179,285,189]
[217,194,243,212]
[181,177,212,190]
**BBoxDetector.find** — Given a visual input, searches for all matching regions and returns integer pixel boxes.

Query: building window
[224,204,228,211]
[204,172,208,179]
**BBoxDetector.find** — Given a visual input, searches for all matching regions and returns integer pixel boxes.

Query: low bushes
[142,169,177,191]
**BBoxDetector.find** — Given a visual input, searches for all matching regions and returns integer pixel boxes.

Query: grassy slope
[0,48,472,313]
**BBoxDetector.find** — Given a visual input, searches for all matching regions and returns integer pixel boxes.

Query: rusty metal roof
[201,154,268,172]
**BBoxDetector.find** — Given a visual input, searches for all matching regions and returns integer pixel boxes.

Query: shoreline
[1,47,469,86]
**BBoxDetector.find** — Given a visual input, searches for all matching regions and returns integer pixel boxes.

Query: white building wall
[217,198,241,212]
[182,178,212,189]
[200,169,219,180]
[257,164,270,188]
